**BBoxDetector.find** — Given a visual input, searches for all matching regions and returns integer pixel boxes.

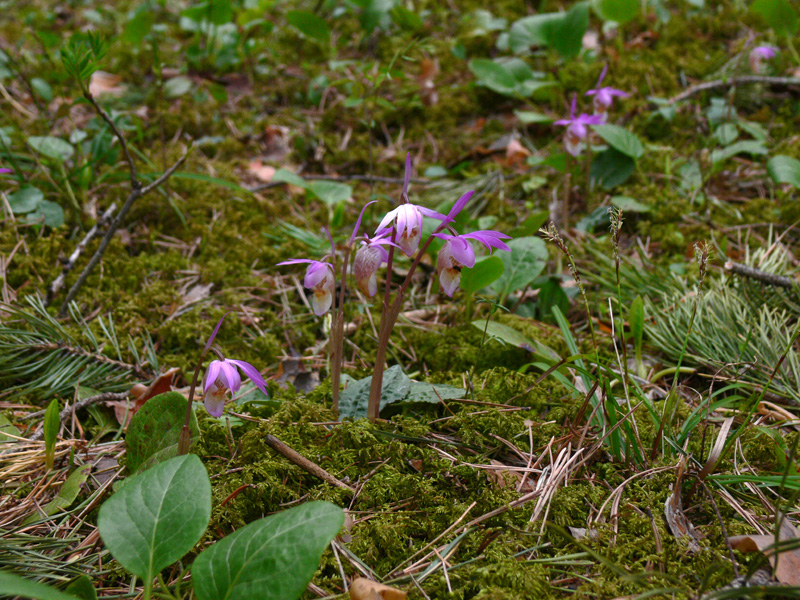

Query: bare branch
[669,75,800,105]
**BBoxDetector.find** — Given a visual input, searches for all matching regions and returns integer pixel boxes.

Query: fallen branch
[30,391,128,441]
[46,202,117,305]
[669,75,800,105]
[264,433,354,492]
[58,89,191,316]
[724,261,795,288]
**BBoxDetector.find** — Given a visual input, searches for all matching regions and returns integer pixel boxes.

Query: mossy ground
[2,0,799,597]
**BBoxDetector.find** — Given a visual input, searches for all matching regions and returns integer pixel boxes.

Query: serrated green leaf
[193,501,343,600]
[126,392,200,474]
[97,455,211,582]
[592,124,644,159]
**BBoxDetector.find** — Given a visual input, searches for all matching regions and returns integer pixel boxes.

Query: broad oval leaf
[126,392,200,473]
[287,10,330,43]
[471,319,561,364]
[8,186,43,214]
[0,571,81,600]
[592,124,644,159]
[460,255,505,295]
[27,136,74,162]
[751,0,799,36]
[338,364,411,419]
[468,59,517,96]
[308,180,352,206]
[97,454,211,582]
[592,0,638,23]
[767,155,800,189]
[491,236,548,299]
[192,501,344,600]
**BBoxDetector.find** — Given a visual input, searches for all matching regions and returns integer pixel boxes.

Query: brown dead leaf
[486,459,536,493]
[504,138,531,167]
[349,578,406,600]
[260,125,291,162]
[89,71,125,97]
[108,368,181,427]
[418,58,439,106]
[729,515,800,585]
[663,457,702,553]
[248,160,277,183]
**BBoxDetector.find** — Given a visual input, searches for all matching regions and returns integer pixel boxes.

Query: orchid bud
[354,244,385,297]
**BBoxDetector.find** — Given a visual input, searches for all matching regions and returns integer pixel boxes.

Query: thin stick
[264,434,354,492]
[29,392,128,441]
[46,203,117,304]
[668,75,800,104]
[59,146,190,315]
[724,261,795,288]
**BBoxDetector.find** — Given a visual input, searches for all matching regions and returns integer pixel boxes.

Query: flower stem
[178,353,206,455]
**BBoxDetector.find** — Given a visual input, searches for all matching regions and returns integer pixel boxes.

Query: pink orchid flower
[749,45,779,73]
[554,95,604,157]
[585,64,630,122]
[433,230,512,297]
[277,259,335,316]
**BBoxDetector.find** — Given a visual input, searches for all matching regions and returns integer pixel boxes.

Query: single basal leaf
[126,392,199,473]
[491,236,548,299]
[287,10,330,43]
[43,399,60,470]
[460,255,505,295]
[0,571,81,600]
[98,455,211,582]
[27,136,74,162]
[338,365,412,419]
[768,155,800,189]
[472,319,561,364]
[192,501,344,600]
[592,124,644,159]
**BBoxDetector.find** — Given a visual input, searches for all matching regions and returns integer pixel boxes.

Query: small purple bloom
[433,231,512,297]
[203,357,268,417]
[353,233,399,297]
[554,95,604,157]
[277,259,335,315]
[585,64,629,121]
[749,45,779,73]
[0,168,11,174]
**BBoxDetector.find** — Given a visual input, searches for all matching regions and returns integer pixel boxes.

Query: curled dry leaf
[260,125,291,162]
[504,138,531,167]
[248,159,277,183]
[107,367,181,427]
[89,71,125,97]
[729,515,800,585]
[663,457,702,553]
[418,58,439,107]
[349,578,407,600]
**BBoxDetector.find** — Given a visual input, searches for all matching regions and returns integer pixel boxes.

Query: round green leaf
[308,180,352,206]
[593,0,639,23]
[97,454,211,582]
[490,236,548,299]
[27,136,74,162]
[287,10,330,43]
[751,0,799,36]
[592,124,644,159]
[27,200,65,228]
[767,155,800,189]
[192,501,344,600]
[460,255,505,295]
[164,76,192,98]
[8,186,43,214]
[126,392,200,473]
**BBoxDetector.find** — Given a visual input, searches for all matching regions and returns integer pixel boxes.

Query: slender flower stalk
[178,312,268,454]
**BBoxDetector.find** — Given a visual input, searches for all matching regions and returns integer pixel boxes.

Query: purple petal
[218,360,242,393]
[417,206,448,221]
[596,63,608,88]
[450,238,476,268]
[229,359,268,395]
[440,191,474,228]
[401,153,412,200]
[204,360,222,392]
[204,312,232,352]
[304,261,333,290]
[463,231,512,252]
[376,207,399,234]
[569,93,577,119]
[277,259,318,266]
[554,118,573,126]
[0,168,12,174]
[350,200,377,245]
[204,388,226,418]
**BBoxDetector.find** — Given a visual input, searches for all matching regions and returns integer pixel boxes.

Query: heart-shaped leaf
[98,455,211,582]
[338,365,411,419]
[592,124,644,159]
[126,392,200,474]
[491,236,548,299]
[460,255,505,295]
[192,501,344,600]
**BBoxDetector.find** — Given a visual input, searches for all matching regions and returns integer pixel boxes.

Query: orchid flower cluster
[278,154,511,420]
[555,64,629,157]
